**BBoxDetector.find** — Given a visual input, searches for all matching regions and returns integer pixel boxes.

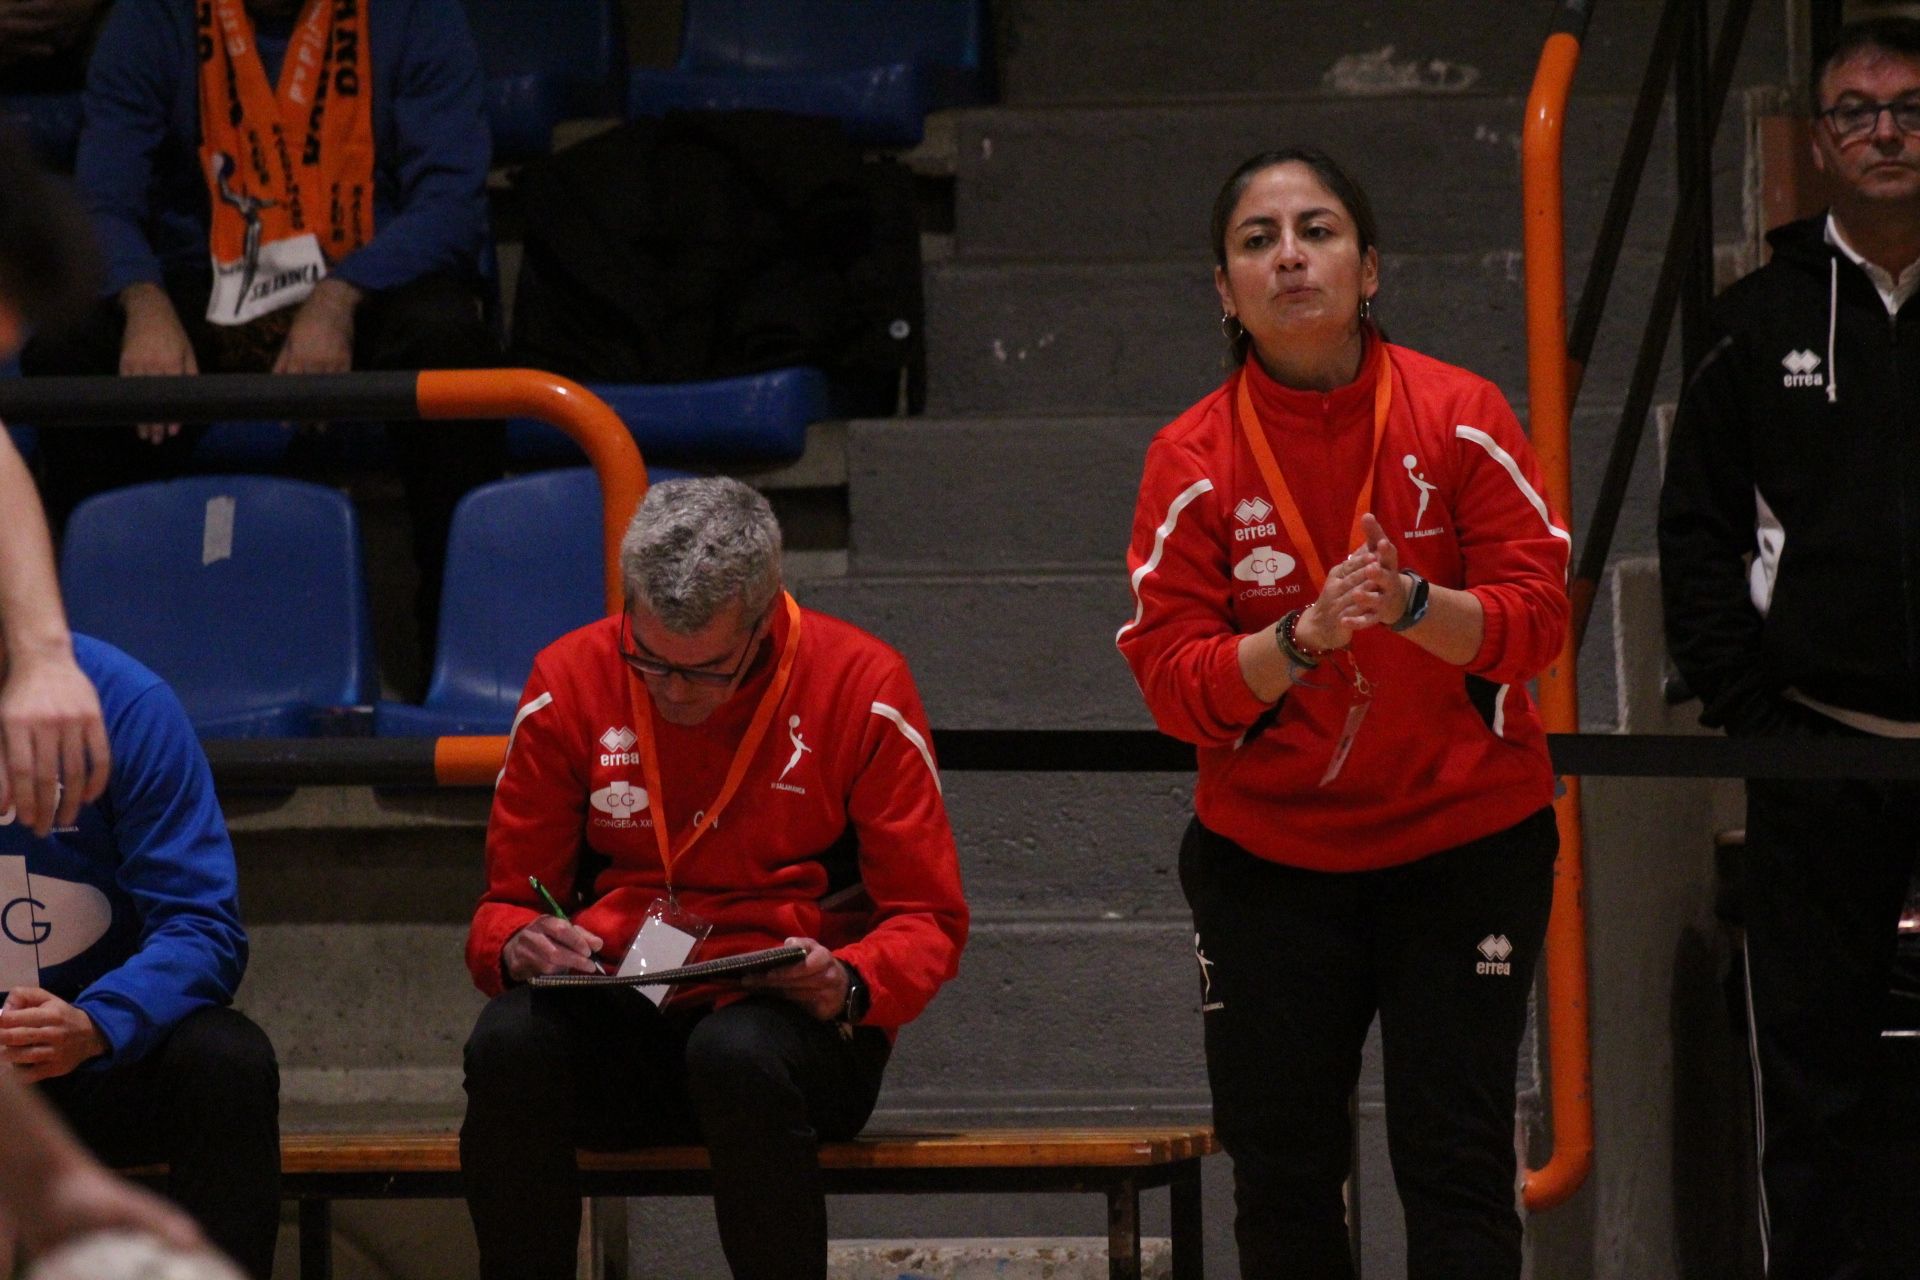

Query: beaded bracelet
[1276,608,1326,668]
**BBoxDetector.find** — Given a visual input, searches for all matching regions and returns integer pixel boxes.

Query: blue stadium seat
[506,367,830,467]
[627,0,992,146]
[0,92,83,171]
[374,467,608,736]
[375,465,695,736]
[462,0,627,163]
[60,477,376,737]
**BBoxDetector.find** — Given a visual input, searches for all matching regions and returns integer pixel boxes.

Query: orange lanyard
[625,592,804,897]
[1234,350,1394,596]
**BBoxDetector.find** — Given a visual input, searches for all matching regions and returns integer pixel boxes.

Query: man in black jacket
[1660,18,1920,1277]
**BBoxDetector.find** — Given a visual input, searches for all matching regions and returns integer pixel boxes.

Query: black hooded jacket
[1660,214,1920,732]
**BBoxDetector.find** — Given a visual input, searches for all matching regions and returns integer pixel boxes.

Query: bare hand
[1291,544,1387,653]
[1,988,107,1083]
[118,283,197,442]
[272,280,358,375]
[739,938,849,1021]
[1343,513,1411,630]
[501,916,605,983]
[0,644,109,836]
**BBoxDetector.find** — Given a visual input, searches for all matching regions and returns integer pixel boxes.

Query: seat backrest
[462,0,627,116]
[59,477,375,733]
[424,468,607,718]
[678,0,986,77]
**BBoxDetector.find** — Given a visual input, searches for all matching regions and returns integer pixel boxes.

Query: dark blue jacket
[76,0,490,299]
[0,635,247,1067]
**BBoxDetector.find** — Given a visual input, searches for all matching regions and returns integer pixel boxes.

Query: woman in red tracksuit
[1117,148,1569,1279]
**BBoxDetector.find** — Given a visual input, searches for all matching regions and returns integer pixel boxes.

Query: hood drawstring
[1827,256,1839,404]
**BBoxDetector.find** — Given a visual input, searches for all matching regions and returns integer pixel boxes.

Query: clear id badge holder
[616,897,713,1007]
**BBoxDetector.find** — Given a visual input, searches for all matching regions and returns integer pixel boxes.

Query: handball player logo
[1403,454,1438,528]
[589,780,649,826]
[1233,546,1296,588]
[772,716,813,794]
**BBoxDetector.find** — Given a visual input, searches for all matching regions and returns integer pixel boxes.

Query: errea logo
[599,726,640,766]
[1781,349,1825,388]
[1233,496,1278,543]
[1476,934,1514,976]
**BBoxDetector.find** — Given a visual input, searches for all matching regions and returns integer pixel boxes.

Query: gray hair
[619,477,783,632]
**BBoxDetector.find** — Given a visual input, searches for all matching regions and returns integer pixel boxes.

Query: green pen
[528,875,608,974]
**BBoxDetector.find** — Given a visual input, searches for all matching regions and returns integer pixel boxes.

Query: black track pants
[1180,807,1557,1280]
[461,986,890,1280]
[1741,766,1920,1280]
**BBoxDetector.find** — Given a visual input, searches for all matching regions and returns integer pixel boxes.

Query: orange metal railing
[415,368,648,786]
[1519,5,1596,1211]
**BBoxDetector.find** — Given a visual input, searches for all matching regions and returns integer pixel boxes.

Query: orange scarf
[196,0,373,325]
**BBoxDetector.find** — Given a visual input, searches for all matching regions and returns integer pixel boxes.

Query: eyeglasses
[1818,96,1920,140]
[618,604,767,687]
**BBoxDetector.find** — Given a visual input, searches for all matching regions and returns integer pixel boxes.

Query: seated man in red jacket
[460,476,969,1280]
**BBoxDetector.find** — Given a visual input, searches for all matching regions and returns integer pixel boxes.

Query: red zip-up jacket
[1117,336,1568,871]
[466,604,968,1029]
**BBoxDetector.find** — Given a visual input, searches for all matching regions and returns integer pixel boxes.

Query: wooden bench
[240,1126,1214,1280]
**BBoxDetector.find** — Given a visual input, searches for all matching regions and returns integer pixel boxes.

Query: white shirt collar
[1825,214,1920,316]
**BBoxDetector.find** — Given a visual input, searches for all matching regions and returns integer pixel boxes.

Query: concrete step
[790,571,1146,728]
[923,251,1676,416]
[847,394,1661,575]
[995,0,1787,103]
[230,771,1197,923]
[847,416,1160,573]
[953,95,1743,262]
[235,918,1212,1102]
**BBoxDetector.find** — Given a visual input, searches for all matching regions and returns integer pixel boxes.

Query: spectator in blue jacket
[0,634,278,1280]
[22,0,504,673]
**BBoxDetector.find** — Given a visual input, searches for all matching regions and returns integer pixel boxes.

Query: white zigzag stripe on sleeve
[1117,477,1215,643]
[497,691,554,786]
[1454,425,1571,545]
[870,701,942,795]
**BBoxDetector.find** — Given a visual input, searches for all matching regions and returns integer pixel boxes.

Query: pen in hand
[528,875,608,975]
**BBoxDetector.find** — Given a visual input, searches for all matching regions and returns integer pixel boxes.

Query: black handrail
[1570,0,1755,648]
[0,372,419,424]
[1564,0,1689,392]
[199,731,1920,789]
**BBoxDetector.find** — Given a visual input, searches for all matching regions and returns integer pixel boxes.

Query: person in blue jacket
[0,634,279,1280]
[21,0,504,674]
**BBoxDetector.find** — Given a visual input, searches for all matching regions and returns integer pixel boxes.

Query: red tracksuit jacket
[466,604,968,1029]
[1117,335,1569,871]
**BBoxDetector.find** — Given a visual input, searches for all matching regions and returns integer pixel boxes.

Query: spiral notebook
[528,944,806,988]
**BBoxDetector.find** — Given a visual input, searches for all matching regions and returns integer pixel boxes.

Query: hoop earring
[1220,311,1243,340]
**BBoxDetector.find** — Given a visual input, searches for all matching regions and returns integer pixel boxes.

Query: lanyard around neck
[1234,349,1394,596]
[626,592,803,895]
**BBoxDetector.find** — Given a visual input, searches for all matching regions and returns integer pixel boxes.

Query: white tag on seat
[203,495,236,565]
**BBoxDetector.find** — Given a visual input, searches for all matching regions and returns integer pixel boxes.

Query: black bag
[508,110,923,414]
